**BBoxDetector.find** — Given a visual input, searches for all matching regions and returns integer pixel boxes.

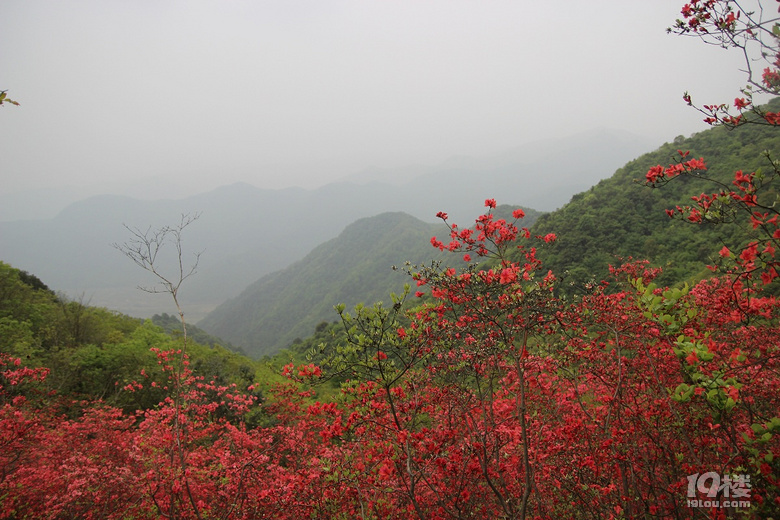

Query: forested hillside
[0,261,279,417]
[198,209,541,357]
[0,128,644,322]
[199,103,780,358]
[530,101,780,293]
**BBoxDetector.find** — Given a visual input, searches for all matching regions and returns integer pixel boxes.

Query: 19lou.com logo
[686,472,752,508]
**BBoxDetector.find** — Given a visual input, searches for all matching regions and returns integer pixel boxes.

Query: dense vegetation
[529,102,780,294]
[199,209,542,357]
[198,115,780,358]
[0,131,625,322]
[151,312,243,353]
[0,261,283,417]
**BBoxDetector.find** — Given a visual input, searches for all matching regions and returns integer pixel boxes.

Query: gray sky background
[0,1,753,207]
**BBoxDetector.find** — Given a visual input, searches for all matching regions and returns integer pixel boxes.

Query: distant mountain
[343,127,656,215]
[1,128,654,223]
[0,127,653,320]
[197,208,543,358]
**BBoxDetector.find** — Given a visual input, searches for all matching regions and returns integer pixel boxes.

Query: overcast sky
[0,1,752,205]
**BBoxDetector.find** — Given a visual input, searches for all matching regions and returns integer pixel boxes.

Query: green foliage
[0,261,275,416]
[151,312,244,354]
[280,320,345,362]
[0,90,19,107]
[202,209,543,358]
[529,100,780,295]
[326,286,415,383]
[0,262,59,354]
[199,213,449,357]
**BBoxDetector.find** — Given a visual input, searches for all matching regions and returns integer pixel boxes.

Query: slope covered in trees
[0,128,645,321]
[199,209,543,358]
[530,99,780,293]
[199,101,780,358]
[0,261,279,417]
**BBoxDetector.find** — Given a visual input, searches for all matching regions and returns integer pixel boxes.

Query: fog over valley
[0,127,653,322]
[1,2,752,215]
[0,0,764,336]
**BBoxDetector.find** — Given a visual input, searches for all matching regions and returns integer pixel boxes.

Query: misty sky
[1,1,751,206]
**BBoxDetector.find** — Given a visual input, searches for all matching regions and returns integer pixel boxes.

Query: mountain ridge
[1,128,644,320]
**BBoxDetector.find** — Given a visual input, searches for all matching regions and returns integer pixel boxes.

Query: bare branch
[112,211,205,520]
[112,212,203,298]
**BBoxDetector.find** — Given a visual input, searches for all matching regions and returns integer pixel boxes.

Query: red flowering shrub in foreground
[2,2,780,517]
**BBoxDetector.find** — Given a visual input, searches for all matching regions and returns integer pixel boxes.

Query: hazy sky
[0,0,752,203]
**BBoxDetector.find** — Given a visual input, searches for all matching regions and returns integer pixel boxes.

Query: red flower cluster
[645,151,707,183]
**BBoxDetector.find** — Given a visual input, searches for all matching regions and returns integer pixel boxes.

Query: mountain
[197,208,543,358]
[198,212,442,357]
[528,103,780,293]
[0,128,646,320]
[1,128,653,223]
[199,106,780,358]
[343,128,656,215]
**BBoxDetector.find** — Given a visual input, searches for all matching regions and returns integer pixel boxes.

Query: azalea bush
[2,1,780,518]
